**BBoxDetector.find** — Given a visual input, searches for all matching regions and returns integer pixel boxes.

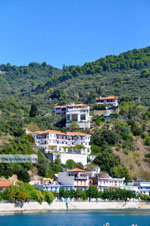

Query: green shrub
[144,136,150,146]
[43,190,54,204]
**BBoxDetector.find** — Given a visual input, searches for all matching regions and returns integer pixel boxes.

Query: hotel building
[30,130,91,155]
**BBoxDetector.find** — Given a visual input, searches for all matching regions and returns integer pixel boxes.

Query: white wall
[58,172,74,186]
[59,153,87,165]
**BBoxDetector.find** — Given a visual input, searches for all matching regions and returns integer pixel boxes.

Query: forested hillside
[0,46,150,115]
[1,46,150,181]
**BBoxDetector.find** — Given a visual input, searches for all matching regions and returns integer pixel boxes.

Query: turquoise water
[0,210,150,226]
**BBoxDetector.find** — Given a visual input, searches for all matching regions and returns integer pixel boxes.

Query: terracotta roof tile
[55,106,66,108]
[66,132,91,136]
[29,130,90,136]
[67,168,87,172]
[0,182,12,187]
[87,165,100,168]
[68,104,88,108]
[30,130,66,135]
[96,96,117,101]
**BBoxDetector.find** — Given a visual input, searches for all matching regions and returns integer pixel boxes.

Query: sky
[0,0,150,68]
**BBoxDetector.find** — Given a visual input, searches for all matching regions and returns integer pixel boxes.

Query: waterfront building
[58,167,125,191]
[58,168,89,187]
[97,172,125,191]
[125,181,150,195]
[30,130,91,155]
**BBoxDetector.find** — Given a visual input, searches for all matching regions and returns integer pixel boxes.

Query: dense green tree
[110,166,131,182]
[91,144,101,154]
[93,129,119,147]
[17,169,30,183]
[37,153,50,177]
[30,104,38,117]
[93,148,120,174]
[65,159,76,169]
[76,162,84,169]
[86,185,98,201]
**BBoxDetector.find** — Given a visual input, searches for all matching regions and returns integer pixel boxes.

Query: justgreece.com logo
[0,154,38,163]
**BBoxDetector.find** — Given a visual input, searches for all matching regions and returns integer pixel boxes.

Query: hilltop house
[30,130,91,155]
[54,105,66,116]
[93,96,119,116]
[54,103,91,129]
[65,104,90,129]
[96,96,118,107]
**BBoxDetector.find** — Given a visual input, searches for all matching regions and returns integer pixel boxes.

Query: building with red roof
[58,167,125,190]
[54,102,91,130]
[30,129,91,158]
[96,96,118,107]
[58,168,89,187]
[0,181,12,190]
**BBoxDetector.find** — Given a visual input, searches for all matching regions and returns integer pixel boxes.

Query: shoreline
[1,200,150,215]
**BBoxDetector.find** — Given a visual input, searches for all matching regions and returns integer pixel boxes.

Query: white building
[58,167,125,191]
[86,165,101,177]
[125,181,150,195]
[97,172,125,191]
[30,130,91,155]
[65,104,90,129]
[54,105,66,116]
[58,168,89,187]
[96,96,118,107]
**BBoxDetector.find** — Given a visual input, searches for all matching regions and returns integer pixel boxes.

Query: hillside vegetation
[1,46,150,181]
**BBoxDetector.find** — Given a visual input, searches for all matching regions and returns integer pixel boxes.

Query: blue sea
[0,210,150,226]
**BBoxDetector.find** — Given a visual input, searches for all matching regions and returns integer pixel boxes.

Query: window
[67,115,70,121]
[72,114,78,122]
[80,114,86,120]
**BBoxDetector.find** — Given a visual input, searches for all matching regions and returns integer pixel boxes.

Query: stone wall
[0,200,150,214]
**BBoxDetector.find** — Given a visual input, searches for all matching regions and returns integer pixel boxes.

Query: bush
[32,190,44,204]
[43,190,54,204]
[91,144,101,154]
[138,193,150,201]
[3,186,32,202]
[144,136,150,146]
[114,122,133,141]
[144,153,150,158]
